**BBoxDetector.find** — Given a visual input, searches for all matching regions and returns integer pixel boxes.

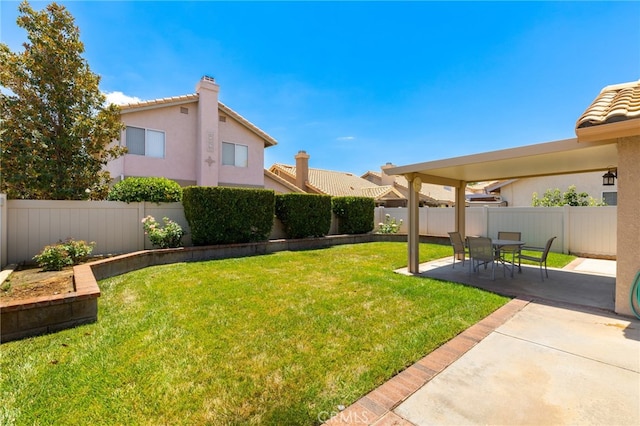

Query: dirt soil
[0,266,74,303]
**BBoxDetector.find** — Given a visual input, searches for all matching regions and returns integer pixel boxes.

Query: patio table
[492,239,525,278]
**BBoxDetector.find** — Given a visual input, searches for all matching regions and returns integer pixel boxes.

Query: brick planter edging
[0,264,101,343]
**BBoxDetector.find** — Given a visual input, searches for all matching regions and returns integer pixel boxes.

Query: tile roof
[270,164,404,199]
[119,95,277,147]
[363,171,456,203]
[576,80,640,129]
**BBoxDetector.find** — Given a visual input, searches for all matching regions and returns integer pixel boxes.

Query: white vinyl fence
[374,205,617,257]
[0,198,616,267]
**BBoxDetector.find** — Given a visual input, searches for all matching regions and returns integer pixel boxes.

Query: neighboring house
[107,76,277,188]
[269,151,408,206]
[362,163,462,207]
[263,169,305,194]
[483,172,616,206]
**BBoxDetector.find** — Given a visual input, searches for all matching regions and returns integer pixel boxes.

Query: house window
[603,191,617,206]
[126,126,165,158]
[222,142,248,167]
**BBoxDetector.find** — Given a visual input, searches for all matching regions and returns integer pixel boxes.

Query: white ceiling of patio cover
[386,138,618,184]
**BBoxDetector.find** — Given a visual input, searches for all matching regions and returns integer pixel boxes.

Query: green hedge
[182,187,275,245]
[275,193,332,239]
[331,196,375,234]
[107,177,182,203]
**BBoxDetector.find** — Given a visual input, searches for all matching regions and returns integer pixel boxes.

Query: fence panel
[425,208,453,236]
[487,207,565,249]
[568,206,616,256]
[7,200,142,264]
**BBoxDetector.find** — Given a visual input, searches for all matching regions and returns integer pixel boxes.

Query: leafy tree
[0,1,125,200]
[532,185,605,207]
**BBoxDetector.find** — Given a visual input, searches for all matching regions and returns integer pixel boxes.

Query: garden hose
[631,269,640,320]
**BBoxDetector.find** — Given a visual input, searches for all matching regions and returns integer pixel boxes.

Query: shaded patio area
[397,257,616,311]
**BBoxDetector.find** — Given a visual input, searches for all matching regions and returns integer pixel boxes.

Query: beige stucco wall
[107,101,199,183]
[616,136,640,316]
[264,174,297,193]
[499,172,616,207]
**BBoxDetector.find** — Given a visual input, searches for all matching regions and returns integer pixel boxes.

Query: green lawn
[1,242,514,425]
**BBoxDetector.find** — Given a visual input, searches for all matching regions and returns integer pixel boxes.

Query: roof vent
[219,115,226,122]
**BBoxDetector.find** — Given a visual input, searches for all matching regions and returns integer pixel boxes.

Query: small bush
[142,215,185,248]
[107,177,182,203]
[275,193,332,238]
[64,239,96,263]
[183,187,275,245]
[331,196,375,234]
[33,239,95,271]
[34,245,73,271]
[376,214,403,234]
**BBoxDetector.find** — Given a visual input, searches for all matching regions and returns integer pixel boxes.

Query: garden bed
[0,264,100,343]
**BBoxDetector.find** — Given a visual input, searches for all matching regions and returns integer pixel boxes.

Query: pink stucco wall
[111,102,199,183]
[218,116,265,187]
[106,77,271,188]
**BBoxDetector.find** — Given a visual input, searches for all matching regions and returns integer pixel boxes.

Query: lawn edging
[1,234,442,343]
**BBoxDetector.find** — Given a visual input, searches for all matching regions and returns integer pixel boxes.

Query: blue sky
[2,1,639,176]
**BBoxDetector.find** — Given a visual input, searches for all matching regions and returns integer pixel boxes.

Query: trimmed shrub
[183,186,275,245]
[275,193,332,239]
[107,177,182,203]
[331,196,375,234]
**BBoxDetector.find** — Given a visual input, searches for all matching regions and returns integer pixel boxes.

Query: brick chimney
[380,162,396,186]
[295,150,310,190]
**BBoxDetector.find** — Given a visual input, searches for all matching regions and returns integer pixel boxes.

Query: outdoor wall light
[602,168,617,186]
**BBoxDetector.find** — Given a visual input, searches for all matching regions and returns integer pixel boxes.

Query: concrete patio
[396,256,617,312]
[328,257,640,425]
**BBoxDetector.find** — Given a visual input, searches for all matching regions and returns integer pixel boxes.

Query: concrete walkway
[327,258,640,425]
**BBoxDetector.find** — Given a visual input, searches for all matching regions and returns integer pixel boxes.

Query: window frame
[125,126,166,159]
[602,191,617,206]
[221,141,249,168]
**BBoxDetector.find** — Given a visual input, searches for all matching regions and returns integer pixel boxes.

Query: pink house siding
[218,117,266,187]
[108,101,199,185]
[106,76,276,188]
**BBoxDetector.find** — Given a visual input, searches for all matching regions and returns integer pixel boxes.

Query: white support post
[455,181,467,238]
[408,175,420,273]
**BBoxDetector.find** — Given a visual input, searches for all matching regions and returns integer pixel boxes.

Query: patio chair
[467,236,503,280]
[448,231,468,269]
[517,236,556,281]
[497,231,522,273]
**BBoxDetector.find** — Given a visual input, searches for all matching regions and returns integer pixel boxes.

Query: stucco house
[483,172,617,207]
[268,151,409,206]
[106,76,277,188]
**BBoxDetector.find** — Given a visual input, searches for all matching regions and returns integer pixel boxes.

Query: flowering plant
[376,214,403,234]
[141,215,185,248]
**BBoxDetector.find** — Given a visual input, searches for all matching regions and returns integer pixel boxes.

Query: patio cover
[385,137,618,273]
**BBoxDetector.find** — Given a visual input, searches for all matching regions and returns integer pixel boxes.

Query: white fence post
[563,205,570,254]
[0,194,7,268]
[139,202,146,251]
